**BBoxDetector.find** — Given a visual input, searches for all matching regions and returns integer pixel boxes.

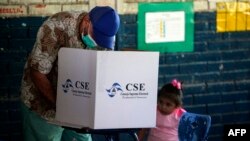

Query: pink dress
[148,108,186,141]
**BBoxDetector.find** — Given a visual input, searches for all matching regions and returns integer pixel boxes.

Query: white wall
[0,0,248,17]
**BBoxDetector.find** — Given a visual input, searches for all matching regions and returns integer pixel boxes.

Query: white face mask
[81,33,97,48]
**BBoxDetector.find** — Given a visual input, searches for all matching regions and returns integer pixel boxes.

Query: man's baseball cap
[89,6,120,50]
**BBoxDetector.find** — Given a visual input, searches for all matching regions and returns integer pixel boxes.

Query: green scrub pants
[21,102,92,141]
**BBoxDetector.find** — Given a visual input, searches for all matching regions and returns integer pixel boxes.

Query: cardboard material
[55,48,159,129]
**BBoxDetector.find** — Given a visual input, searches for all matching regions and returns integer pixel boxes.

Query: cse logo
[62,79,89,93]
[126,83,145,91]
[106,83,146,97]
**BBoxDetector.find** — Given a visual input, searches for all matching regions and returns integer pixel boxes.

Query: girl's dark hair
[158,82,183,107]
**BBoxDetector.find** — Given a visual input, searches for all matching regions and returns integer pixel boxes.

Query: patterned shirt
[148,107,186,141]
[20,11,87,120]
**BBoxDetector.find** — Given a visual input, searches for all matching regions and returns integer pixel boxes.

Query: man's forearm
[30,68,56,104]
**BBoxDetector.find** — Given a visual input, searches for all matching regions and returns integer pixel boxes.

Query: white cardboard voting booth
[55,48,159,129]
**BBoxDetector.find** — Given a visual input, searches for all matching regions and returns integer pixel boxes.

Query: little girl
[138,79,186,141]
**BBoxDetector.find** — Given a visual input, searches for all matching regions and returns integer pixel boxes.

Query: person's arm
[30,68,56,105]
[28,19,59,106]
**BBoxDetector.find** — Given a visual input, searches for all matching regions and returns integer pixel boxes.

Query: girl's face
[158,97,177,115]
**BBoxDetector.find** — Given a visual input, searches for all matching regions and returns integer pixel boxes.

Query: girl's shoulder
[175,107,186,118]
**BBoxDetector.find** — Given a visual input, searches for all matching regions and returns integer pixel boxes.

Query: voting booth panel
[55,48,159,129]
